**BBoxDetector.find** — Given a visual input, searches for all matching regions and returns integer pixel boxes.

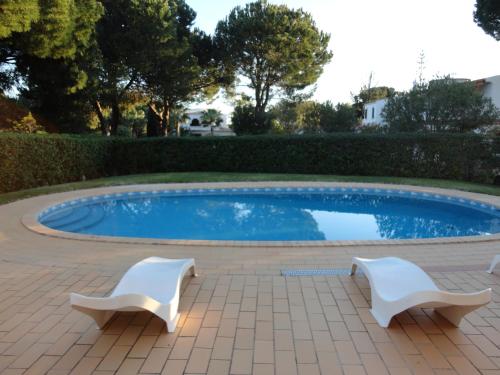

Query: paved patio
[0,182,499,374]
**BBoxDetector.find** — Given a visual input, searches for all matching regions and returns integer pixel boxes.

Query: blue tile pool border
[38,186,500,222]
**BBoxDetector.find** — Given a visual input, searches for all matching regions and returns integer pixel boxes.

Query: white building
[362,98,388,126]
[474,75,500,111]
[180,108,235,137]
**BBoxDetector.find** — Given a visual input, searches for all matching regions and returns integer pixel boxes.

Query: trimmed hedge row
[0,133,498,193]
[0,134,110,193]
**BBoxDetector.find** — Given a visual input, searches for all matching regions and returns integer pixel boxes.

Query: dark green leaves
[474,0,500,40]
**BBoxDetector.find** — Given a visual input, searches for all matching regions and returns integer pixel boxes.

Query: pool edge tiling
[22,182,500,247]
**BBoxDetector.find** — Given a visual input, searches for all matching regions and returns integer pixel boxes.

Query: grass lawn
[1,172,499,205]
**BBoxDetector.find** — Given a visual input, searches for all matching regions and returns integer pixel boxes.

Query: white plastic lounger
[350,257,491,328]
[70,257,196,332]
[487,255,500,273]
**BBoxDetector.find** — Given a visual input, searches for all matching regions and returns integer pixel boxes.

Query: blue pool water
[38,188,500,241]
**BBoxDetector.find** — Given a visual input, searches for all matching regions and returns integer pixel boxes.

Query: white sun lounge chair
[70,257,196,332]
[487,255,500,273]
[350,257,491,328]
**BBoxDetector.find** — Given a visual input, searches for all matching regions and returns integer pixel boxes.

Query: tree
[425,78,498,132]
[321,102,358,133]
[215,0,332,118]
[298,102,322,133]
[201,109,223,126]
[474,0,500,40]
[382,77,499,132]
[269,100,301,134]
[381,87,426,132]
[0,0,103,91]
[231,104,273,135]
[143,2,224,137]
[17,55,98,133]
[0,0,39,39]
[94,0,178,136]
[271,100,357,134]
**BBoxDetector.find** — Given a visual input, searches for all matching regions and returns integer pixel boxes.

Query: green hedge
[0,133,498,193]
[0,134,111,193]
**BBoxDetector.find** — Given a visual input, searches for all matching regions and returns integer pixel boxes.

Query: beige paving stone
[275,350,297,375]
[235,328,254,350]
[218,319,238,338]
[116,358,144,374]
[185,348,211,374]
[86,335,119,357]
[295,340,316,364]
[169,337,195,360]
[207,359,230,375]
[46,333,81,356]
[140,347,170,373]
[212,337,234,360]
[160,359,186,375]
[9,343,51,369]
[67,357,101,375]
[252,363,274,375]
[253,340,274,364]
[230,349,253,375]
[128,336,156,358]
[51,344,91,371]
[194,327,218,349]
[96,345,131,372]
[297,363,320,375]
[23,355,59,375]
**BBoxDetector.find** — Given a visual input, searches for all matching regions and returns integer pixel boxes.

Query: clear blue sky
[187,0,500,111]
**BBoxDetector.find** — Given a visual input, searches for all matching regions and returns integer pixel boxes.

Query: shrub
[231,105,273,135]
[10,113,45,134]
[0,133,497,193]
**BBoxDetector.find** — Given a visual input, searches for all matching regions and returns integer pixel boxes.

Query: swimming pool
[37,187,500,242]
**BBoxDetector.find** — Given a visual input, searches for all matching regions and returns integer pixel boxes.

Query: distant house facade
[180,108,235,137]
[361,98,388,126]
[474,75,500,111]
[361,75,500,128]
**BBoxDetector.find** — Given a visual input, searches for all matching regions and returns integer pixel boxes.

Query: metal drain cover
[281,269,352,276]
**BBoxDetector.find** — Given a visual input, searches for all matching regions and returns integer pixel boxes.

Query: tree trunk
[176,120,182,137]
[110,96,121,136]
[147,104,162,137]
[93,100,109,136]
[161,98,170,137]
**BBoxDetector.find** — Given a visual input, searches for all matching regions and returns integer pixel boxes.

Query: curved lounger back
[351,257,491,328]
[70,257,196,332]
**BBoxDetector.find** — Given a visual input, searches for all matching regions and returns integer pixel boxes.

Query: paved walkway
[0,182,499,374]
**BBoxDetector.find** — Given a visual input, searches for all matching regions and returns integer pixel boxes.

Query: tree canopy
[474,0,500,40]
[0,0,103,91]
[142,3,224,137]
[382,77,499,132]
[270,100,357,134]
[215,0,332,115]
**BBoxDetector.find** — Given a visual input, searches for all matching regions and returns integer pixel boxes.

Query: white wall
[481,75,500,111]
[361,98,388,126]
